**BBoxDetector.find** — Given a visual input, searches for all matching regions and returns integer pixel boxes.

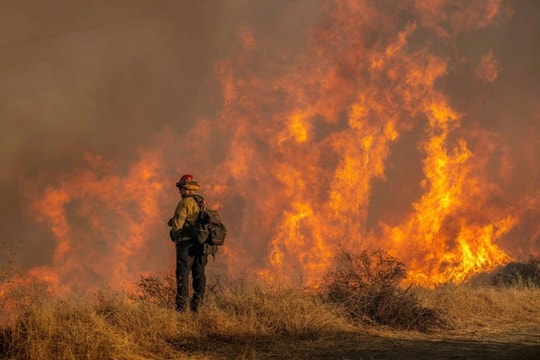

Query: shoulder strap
[184,194,206,210]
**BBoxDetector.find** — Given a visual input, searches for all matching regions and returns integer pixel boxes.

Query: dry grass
[206,278,353,337]
[1,251,540,359]
[416,284,540,330]
[1,278,352,360]
[2,291,179,360]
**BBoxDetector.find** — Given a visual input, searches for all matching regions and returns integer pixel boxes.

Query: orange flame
[22,149,167,293]
[383,100,513,285]
[16,0,537,293]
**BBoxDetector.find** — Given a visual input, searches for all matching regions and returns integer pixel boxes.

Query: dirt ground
[170,323,540,359]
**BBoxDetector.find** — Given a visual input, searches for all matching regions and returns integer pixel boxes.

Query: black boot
[176,295,188,312]
[190,293,203,312]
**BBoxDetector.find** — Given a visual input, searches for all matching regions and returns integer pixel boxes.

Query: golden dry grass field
[1,275,539,360]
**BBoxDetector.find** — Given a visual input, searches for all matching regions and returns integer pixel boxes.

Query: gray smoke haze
[1,0,539,290]
[0,0,245,264]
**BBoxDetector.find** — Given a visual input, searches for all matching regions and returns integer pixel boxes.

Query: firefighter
[167,174,208,312]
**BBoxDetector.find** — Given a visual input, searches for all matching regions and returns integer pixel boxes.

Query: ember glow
[2,0,539,292]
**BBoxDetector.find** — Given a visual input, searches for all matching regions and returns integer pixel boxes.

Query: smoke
[0,1,227,252]
[1,0,539,291]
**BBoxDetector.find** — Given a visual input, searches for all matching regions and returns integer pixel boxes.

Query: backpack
[187,195,227,255]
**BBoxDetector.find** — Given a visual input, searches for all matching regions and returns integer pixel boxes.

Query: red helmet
[176,174,194,188]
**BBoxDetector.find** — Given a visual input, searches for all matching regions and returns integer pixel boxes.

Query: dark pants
[175,240,208,312]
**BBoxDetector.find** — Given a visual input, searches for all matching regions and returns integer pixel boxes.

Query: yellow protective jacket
[170,195,202,241]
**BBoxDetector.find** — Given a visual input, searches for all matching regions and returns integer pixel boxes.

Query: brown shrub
[128,272,176,309]
[321,249,451,331]
[491,255,540,288]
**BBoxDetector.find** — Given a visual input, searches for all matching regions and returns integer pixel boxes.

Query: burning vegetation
[1,0,538,296]
[2,0,540,358]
